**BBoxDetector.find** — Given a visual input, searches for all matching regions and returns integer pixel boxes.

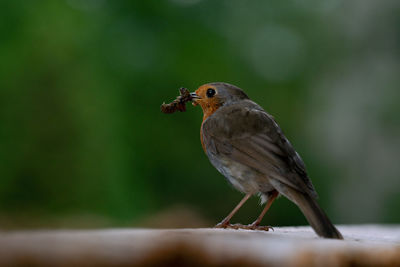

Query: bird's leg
[226,190,278,231]
[247,190,279,230]
[215,193,252,228]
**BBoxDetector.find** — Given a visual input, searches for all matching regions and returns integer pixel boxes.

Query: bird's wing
[202,101,318,198]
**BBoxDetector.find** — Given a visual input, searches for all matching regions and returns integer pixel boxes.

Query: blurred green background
[0,0,399,229]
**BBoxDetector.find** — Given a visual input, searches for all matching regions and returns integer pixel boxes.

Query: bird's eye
[206,88,216,98]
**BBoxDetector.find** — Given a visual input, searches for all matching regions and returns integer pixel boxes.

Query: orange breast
[199,107,218,154]
[194,84,222,154]
[200,123,206,153]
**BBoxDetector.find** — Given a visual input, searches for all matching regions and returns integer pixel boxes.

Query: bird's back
[201,99,318,198]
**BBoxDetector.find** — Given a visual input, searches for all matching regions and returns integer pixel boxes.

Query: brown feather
[201,100,318,198]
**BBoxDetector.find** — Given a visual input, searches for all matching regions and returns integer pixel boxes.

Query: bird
[190,82,343,239]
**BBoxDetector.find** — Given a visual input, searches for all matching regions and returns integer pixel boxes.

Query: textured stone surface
[0,225,399,266]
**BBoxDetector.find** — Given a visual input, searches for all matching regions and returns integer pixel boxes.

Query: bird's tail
[285,188,343,239]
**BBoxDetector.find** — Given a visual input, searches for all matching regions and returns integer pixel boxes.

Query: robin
[190,82,343,239]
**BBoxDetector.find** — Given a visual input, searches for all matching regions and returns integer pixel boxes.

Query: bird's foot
[231,223,273,231]
[214,221,230,228]
[214,222,273,231]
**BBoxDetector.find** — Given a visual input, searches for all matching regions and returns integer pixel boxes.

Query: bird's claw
[214,223,273,231]
[214,221,230,228]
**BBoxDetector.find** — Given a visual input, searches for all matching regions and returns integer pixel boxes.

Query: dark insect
[161,87,193,114]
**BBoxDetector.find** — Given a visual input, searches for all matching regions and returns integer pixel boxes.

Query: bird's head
[191,82,249,119]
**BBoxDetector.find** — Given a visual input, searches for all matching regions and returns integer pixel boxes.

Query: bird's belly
[209,155,273,194]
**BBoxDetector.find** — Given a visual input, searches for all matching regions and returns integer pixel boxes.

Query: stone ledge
[0,225,399,266]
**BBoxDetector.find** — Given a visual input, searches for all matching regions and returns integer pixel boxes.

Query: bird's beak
[190,92,201,106]
[190,92,201,99]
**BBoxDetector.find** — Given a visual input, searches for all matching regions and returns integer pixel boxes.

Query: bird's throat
[200,102,221,121]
